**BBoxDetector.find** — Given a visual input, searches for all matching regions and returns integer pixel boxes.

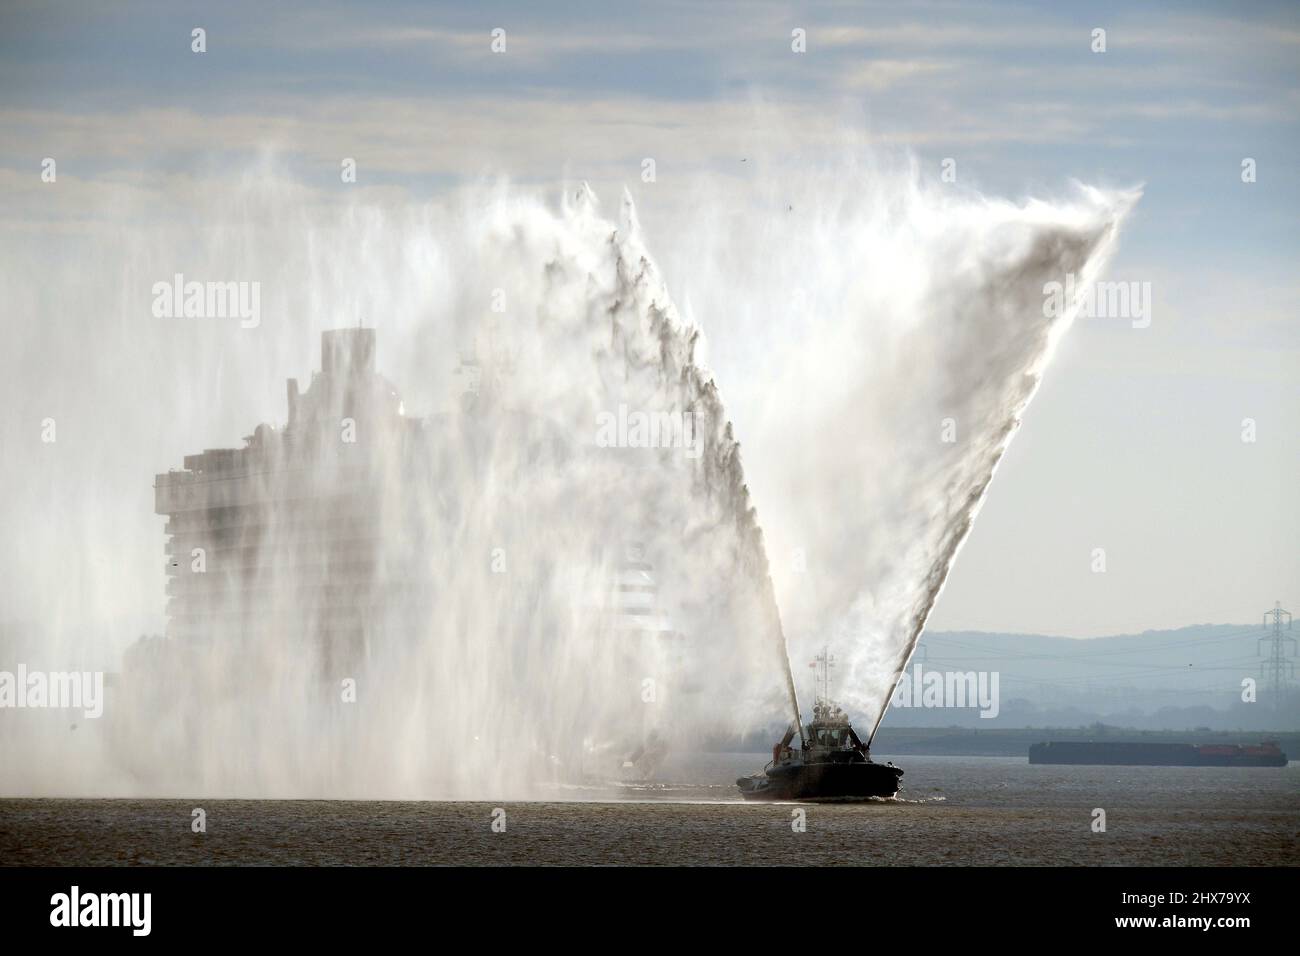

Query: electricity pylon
[1258,601,1295,702]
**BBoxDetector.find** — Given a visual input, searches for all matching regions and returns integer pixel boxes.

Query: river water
[2,755,1296,866]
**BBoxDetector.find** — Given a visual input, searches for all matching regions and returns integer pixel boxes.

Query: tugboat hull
[737,760,903,801]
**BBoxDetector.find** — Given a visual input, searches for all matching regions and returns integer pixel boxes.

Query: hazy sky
[1,0,1296,639]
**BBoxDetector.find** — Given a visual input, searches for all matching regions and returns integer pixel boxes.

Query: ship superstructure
[581,542,690,780]
[154,329,419,671]
[152,328,698,785]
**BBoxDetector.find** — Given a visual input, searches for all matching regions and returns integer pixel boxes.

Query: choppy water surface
[2,756,1295,866]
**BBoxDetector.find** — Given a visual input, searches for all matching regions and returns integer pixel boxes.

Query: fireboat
[736,650,903,801]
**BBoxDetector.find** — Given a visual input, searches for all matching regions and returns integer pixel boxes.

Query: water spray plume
[659,166,1140,742]
[0,154,1137,796]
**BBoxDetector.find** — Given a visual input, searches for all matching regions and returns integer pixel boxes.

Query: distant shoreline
[711,726,1300,757]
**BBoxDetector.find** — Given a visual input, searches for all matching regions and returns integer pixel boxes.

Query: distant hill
[877,623,1299,732]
